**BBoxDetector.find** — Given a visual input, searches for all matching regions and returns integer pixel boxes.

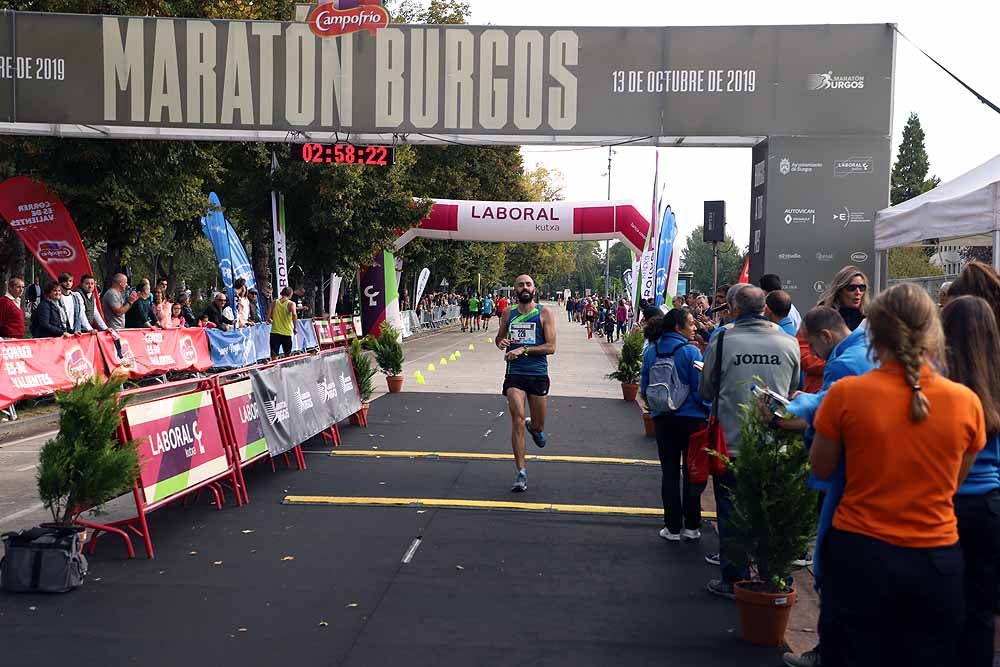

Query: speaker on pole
[703,200,726,243]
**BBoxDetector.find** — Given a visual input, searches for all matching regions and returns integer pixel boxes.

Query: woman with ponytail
[810,283,987,667]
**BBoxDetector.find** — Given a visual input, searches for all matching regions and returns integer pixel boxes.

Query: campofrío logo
[37,240,76,262]
[310,0,389,38]
[808,71,865,90]
[64,345,95,382]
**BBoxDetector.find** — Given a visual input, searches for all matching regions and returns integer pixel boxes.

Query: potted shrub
[371,321,405,393]
[606,328,644,402]
[347,337,376,425]
[719,401,818,647]
[2,377,138,593]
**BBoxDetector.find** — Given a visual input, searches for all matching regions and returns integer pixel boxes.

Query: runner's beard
[518,290,534,304]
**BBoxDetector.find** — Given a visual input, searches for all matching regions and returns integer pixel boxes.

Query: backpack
[646,341,691,413]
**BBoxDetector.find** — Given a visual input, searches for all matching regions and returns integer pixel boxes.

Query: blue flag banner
[654,206,678,308]
[293,318,320,351]
[201,192,259,314]
[206,323,272,368]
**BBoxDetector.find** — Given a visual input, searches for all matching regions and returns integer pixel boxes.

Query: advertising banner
[221,379,269,463]
[622,268,634,305]
[313,319,334,346]
[0,176,94,284]
[639,250,656,303]
[395,200,649,254]
[414,267,430,306]
[124,390,230,505]
[206,323,271,368]
[321,351,363,422]
[0,15,892,140]
[200,192,258,311]
[359,254,387,337]
[653,206,678,307]
[250,355,338,456]
[0,335,104,409]
[293,317,320,351]
[97,328,212,378]
[272,188,289,294]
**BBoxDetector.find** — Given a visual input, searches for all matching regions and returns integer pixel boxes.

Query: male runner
[468,293,481,331]
[496,275,557,492]
[481,293,495,331]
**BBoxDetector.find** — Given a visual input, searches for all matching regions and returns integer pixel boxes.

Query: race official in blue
[767,306,874,667]
[764,290,798,337]
[640,308,709,542]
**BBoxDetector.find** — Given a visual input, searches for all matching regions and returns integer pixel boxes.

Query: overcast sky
[462,0,1000,252]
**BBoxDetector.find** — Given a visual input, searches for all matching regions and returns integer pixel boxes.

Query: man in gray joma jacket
[699,283,801,599]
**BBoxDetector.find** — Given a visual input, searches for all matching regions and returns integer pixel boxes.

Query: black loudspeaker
[703,200,726,242]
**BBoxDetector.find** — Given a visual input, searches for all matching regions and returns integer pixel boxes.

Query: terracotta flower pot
[621,383,639,402]
[734,581,797,647]
[386,375,404,393]
[642,412,655,438]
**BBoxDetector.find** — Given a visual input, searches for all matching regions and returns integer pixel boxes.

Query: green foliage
[680,227,745,293]
[607,328,644,384]
[348,338,377,403]
[37,377,139,526]
[371,322,405,377]
[720,402,818,593]
[888,246,944,279]
[891,112,940,206]
[607,242,633,284]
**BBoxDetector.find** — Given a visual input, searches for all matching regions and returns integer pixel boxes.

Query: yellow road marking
[329,450,660,466]
[282,495,716,518]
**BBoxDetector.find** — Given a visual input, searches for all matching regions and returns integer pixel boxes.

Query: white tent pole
[874,250,884,295]
[994,231,1000,273]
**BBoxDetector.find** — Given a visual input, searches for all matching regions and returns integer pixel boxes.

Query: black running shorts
[502,374,550,397]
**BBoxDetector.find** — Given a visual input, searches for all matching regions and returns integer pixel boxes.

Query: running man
[468,293,480,331]
[496,275,557,492]
[481,293,495,330]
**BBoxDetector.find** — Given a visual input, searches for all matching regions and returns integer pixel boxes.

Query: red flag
[0,176,94,283]
[738,256,750,284]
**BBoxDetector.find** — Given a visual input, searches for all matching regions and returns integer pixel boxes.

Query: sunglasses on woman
[844,284,867,293]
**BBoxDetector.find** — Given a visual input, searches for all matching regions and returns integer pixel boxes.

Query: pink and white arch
[394,199,650,254]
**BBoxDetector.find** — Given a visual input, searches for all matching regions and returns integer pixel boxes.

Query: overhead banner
[0,176,94,284]
[249,353,358,457]
[200,192,258,310]
[414,267,430,306]
[221,379,269,463]
[123,390,230,505]
[97,328,212,379]
[0,336,104,410]
[395,200,650,254]
[0,16,893,140]
[205,323,271,368]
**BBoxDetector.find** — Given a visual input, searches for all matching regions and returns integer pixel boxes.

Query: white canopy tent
[874,153,1000,288]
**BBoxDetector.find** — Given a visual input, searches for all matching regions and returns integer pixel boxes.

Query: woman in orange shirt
[811,283,986,667]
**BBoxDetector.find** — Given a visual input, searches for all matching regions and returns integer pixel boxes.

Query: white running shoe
[681,529,702,541]
[659,527,681,541]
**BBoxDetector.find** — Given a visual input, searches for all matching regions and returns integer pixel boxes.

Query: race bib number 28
[510,322,537,345]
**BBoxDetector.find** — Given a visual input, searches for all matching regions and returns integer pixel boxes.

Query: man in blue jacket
[640,308,709,542]
[769,306,874,667]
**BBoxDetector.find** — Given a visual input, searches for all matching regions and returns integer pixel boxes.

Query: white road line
[0,429,58,450]
[483,429,493,438]
[401,537,422,564]
[15,463,37,472]
[0,502,45,526]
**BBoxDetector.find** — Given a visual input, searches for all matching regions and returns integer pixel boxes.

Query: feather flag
[653,206,678,308]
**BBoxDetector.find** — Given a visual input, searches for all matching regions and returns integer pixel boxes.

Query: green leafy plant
[37,377,140,526]
[348,338,377,403]
[370,322,405,377]
[606,328,644,384]
[718,399,818,593]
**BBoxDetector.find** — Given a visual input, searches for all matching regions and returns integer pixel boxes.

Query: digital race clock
[299,143,395,166]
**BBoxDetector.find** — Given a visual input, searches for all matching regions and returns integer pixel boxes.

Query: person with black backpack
[640,307,709,542]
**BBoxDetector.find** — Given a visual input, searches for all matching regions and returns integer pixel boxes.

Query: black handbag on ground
[1,525,88,593]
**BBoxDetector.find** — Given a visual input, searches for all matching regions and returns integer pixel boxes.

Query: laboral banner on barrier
[206,323,271,368]
[98,328,212,378]
[0,336,104,409]
[123,391,230,505]
[250,355,339,456]
[0,176,95,284]
[221,380,269,463]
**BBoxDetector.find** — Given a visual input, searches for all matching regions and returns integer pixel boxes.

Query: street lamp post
[604,147,613,296]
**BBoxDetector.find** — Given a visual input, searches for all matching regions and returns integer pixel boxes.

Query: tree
[888,247,943,279]
[522,164,565,202]
[891,113,940,206]
[607,242,633,283]
[680,226,744,293]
